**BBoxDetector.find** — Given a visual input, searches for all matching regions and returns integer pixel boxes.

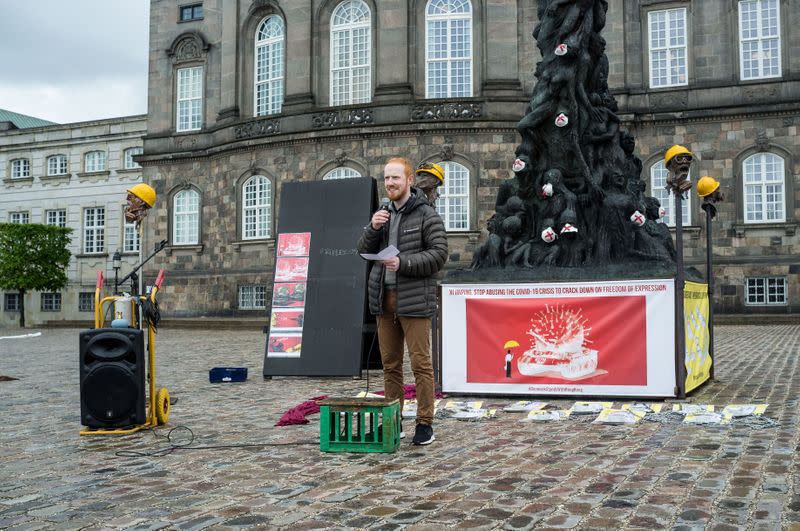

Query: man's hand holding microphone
[371,198,400,272]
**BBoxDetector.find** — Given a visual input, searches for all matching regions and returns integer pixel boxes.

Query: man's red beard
[386,187,405,201]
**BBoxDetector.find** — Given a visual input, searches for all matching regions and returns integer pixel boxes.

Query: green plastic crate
[319,398,401,453]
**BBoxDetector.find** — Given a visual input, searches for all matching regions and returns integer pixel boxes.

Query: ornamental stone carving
[312,108,374,128]
[167,31,210,64]
[333,149,348,166]
[440,144,454,161]
[234,119,281,139]
[650,91,688,109]
[411,102,483,121]
[755,130,769,151]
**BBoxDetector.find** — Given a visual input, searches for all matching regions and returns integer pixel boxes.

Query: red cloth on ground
[275,395,328,426]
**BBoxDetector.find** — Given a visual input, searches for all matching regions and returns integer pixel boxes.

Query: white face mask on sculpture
[554,43,568,56]
[555,113,569,127]
[512,158,526,173]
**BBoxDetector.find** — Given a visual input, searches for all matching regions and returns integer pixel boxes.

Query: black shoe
[412,423,434,445]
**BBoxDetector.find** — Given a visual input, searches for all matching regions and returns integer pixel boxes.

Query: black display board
[263,177,378,377]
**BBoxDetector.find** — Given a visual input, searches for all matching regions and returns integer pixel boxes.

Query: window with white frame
[323,167,362,180]
[4,293,20,312]
[239,285,267,309]
[650,161,690,227]
[745,277,787,305]
[83,207,105,254]
[743,152,785,223]
[255,16,285,116]
[648,8,688,88]
[45,209,67,227]
[242,175,272,239]
[84,151,106,172]
[9,211,29,224]
[41,293,62,312]
[330,0,371,105]
[176,66,204,131]
[425,0,473,98]
[11,158,30,178]
[47,154,68,176]
[739,0,781,80]
[436,161,469,231]
[78,292,95,312]
[173,189,200,244]
[123,220,140,253]
[124,147,143,169]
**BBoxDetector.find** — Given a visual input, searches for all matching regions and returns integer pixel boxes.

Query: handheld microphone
[379,197,391,212]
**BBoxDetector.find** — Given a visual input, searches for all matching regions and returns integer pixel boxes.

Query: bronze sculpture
[472,0,676,269]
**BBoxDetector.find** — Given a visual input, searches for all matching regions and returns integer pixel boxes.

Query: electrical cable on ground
[114,425,317,458]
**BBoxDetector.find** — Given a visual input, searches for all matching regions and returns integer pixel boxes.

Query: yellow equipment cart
[80,269,169,435]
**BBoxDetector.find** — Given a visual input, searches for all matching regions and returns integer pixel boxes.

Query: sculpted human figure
[597,170,637,261]
[632,196,676,261]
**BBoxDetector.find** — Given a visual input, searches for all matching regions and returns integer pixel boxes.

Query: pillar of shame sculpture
[471,0,676,270]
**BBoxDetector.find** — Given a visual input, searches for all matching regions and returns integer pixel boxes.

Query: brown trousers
[377,289,435,425]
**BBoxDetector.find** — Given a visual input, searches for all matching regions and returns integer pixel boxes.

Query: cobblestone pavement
[0,324,798,530]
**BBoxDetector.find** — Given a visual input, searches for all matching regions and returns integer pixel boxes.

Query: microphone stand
[116,239,168,297]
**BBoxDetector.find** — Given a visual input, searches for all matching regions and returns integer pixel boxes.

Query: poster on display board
[267,232,311,359]
[442,279,677,397]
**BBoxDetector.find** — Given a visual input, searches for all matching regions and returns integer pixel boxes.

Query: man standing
[358,157,448,445]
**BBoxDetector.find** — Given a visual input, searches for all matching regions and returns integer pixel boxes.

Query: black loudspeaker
[79,328,146,428]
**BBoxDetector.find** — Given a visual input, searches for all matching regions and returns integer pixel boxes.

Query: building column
[218,0,240,121]
[374,0,412,102]
[482,0,522,98]
[282,0,314,113]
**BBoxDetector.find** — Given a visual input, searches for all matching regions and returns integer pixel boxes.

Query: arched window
[323,167,362,180]
[436,161,469,231]
[650,160,690,227]
[254,16,285,116]
[743,152,785,223]
[425,0,472,98]
[330,0,371,105]
[84,151,106,173]
[242,175,273,239]
[173,189,200,245]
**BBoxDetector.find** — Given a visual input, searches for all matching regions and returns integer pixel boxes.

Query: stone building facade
[0,115,147,326]
[141,0,798,316]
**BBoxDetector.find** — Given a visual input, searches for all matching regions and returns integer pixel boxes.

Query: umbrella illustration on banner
[503,340,520,378]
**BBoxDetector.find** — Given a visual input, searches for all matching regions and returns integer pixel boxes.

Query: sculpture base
[441,277,711,398]
[445,262,704,284]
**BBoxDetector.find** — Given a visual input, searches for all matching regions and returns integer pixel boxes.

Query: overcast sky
[0,1,150,124]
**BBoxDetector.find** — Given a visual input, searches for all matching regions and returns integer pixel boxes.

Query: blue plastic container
[209,367,248,383]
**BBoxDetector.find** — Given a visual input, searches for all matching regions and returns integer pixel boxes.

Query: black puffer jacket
[358,188,448,317]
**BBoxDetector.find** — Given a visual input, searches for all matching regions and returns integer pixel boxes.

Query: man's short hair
[385,156,413,178]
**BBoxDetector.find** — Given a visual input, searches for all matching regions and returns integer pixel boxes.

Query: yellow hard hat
[416,162,445,182]
[127,183,156,208]
[696,176,720,197]
[664,145,693,165]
